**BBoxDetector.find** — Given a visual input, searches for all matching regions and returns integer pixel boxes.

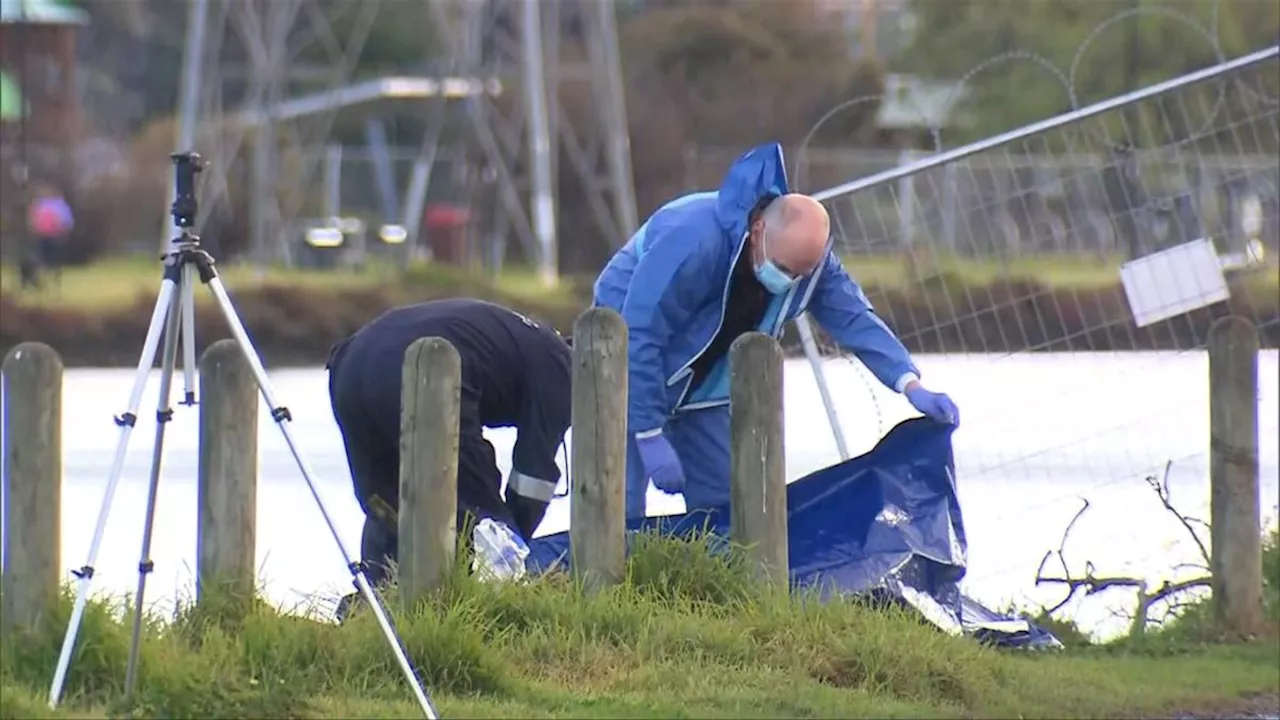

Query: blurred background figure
[22,181,74,290]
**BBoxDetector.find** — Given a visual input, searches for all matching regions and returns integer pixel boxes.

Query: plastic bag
[471,518,530,582]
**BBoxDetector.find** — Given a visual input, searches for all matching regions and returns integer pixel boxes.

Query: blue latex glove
[905,386,960,426]
[635,432,686,494]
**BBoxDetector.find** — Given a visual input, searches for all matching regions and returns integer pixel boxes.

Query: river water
[3,351,1277,642]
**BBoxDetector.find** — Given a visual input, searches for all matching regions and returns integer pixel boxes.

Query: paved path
[1167,692,1280,720]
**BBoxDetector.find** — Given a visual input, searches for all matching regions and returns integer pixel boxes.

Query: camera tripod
[47,153,438,719]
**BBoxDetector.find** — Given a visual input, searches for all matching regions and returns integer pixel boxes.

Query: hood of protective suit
[714,142,790,240]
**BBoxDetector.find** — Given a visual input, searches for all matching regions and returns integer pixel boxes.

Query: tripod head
[170,152,206,233]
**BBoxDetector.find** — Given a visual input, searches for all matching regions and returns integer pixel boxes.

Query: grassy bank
[2,254,1277,366]
[0,254,1148,313]
[2,533,1277,720]
[0,257,591,367]
[0,256,581,315]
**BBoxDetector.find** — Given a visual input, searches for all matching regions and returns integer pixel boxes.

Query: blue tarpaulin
[525,417,1062,650]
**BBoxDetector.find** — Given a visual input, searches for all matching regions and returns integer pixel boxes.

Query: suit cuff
[508,470,557,503]
[894,372,920,394]
[635,427,664,440]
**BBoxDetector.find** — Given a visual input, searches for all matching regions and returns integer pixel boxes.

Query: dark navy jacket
[326,298,570,537]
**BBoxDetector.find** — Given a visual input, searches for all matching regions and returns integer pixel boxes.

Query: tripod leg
[179,262,198,406]
[48,279,179,710]
[123,282,183,703]
[201,277,440,720]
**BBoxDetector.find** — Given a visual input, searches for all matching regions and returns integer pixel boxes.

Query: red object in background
[423,203,471,264]
[424,204,471,228]
[29,196,73,237]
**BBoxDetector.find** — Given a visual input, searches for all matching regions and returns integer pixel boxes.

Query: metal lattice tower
[423,0,638,284]
[167,0,636,285]
[164,0,385,264]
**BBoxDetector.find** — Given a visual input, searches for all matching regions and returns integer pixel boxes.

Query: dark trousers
[625,406,732,520]
[359,505,498,587]
[329,361,517,588]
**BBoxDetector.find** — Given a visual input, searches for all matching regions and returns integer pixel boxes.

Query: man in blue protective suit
[592,142,960,520]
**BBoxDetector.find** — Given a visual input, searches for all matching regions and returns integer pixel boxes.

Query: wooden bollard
[729,332,789,589]
[196,339,259,608]
[570,307,627,592]
[399,337,461,607]
[1,342,63,634]
[1207,315,1263,636]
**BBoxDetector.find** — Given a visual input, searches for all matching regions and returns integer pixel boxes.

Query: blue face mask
[753,228,799,295]
[754,259,798,295]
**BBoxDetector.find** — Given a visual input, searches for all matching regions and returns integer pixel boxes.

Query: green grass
[847,250,1280,295]
[2,532,1276,719]
[844,252,1135,289]
[12,251,1274,314]
[0,255,385,311]
[0,254,584,313]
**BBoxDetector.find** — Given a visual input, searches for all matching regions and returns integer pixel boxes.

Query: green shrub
[1263,525,1279,621]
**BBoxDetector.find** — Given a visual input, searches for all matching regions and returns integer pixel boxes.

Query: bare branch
[1034,497,1092,614]
[1062,498,1091,549]
[1131,576,1213,636]
[1146,576,1212,607]
[1144,461,1211,566]
[1032,463,1215,640]
[1037,574,1146,595]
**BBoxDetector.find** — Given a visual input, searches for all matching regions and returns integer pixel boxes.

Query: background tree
[896,0,1280,141]
[616,0,884,212]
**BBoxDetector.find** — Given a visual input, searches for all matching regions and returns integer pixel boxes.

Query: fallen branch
[1144,460,1211,568]
[1033,461,1213,638]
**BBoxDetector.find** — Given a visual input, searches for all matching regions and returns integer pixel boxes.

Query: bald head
[751,194,830,278]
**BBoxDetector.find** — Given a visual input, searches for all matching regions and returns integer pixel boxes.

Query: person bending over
[592,142,959,520]
[326,298,571,618]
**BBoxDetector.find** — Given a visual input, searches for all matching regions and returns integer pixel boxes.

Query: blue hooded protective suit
[593,142,921,519]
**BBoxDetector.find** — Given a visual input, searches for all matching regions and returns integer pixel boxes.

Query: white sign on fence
[1120,238,1231,329]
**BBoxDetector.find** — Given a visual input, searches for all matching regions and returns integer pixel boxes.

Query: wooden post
[1,342,63,634]
[399,337,461,607]
[729,332,789,590]
[1207,315,1263,637]
[570,307,627,592]
[196,339,259,609]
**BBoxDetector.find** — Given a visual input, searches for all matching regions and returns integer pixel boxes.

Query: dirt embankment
[2,277,1277,368]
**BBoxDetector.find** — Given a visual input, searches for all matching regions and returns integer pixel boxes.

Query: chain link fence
[685,143,1279,261]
